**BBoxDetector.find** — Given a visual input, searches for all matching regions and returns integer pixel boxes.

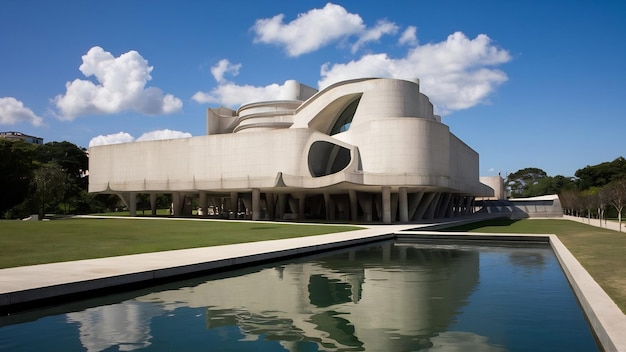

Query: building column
[358,193,372,222]
[349,190,358,222]
[465,196,474,214]
[399,187,408,222]
[172,192,182,216]
[266,193,275,220]
[129,192,137,217]
[252,188,260,221]
[150,193,157,216]
[229,192,238,219]
[324,192,332,220]
[277,193,286,220]
[298,193,306,220]
[415,192,436,221]
[382,186,391,224]
[199,192,207,217]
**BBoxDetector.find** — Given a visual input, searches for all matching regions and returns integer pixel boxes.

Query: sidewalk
[562,215,625,232]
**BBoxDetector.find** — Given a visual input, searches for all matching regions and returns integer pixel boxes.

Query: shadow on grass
[443,218,521,232]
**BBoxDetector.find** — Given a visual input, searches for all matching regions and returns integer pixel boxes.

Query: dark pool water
[0,241,599,351]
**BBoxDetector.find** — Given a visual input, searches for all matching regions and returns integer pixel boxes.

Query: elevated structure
[89,78,494,223]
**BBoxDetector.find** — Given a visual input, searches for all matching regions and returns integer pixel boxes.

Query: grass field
[0,218,361,269]
[446,218,626,313]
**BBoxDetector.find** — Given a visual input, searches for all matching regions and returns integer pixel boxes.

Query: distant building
[0,131,43,145]
[89,78,496,223]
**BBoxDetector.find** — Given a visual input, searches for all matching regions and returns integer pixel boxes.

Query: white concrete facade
[89,78,494,223]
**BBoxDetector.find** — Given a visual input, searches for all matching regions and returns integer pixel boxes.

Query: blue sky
[1,0,624,177]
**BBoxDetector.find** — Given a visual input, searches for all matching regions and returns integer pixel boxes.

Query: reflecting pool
[0,241,599,351]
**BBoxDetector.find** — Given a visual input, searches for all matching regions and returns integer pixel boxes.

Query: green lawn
[0,218,361,269]
[445,218,626,313]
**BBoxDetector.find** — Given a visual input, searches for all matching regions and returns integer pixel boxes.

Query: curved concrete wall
[89,78,489,222]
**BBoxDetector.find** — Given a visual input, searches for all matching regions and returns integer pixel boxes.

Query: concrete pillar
[426,193,442,219]
[199,192,207,217]
[349,190,358,222]
[415,192,436,221]
[298,193,306,220]
[391,193,398,223]
[399,187,408,222]
[150,193,157,216]
[382,186,391,224]
[172,192,182,216]
[409,191,424,221]
[229,192,238,219]
[357,193,372,222]
[252,188,260,221]
[437,193,452,219]
[324,192,334,220]
[129,192,137,217]
[465,196,474,214]
[277,193,286,220]
[266,193,275,220]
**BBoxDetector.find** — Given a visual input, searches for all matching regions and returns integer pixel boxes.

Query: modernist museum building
[89,78,494,223]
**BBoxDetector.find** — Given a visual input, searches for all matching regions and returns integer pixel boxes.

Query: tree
[506,167,548,197]
[575,157,626,190]
[0,139,38,217]
[606,178,626,232]
[33,163,71,218]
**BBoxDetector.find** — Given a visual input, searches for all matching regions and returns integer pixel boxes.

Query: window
[329,97,361,135]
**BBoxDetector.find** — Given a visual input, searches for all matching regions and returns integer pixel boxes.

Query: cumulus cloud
[253,3,399,57]
[0,97,44,126]
[54,46,183,120]
[89,129,191,148]
[211,59,241,83]
[319,32,511,115]
[136,129,192,142]
[193,80,299,107]
[399,26,418,46]
[88,132,134,147]
[193,59,308,107]
[351,20,398,53]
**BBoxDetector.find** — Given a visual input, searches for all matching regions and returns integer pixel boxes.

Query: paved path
[562,215,625,232]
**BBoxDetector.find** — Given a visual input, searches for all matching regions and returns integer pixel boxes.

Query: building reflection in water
[66,242,510,351]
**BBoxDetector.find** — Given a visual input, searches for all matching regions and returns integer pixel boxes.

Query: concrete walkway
[562,214,625,232]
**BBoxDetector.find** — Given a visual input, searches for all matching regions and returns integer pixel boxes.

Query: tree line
[505,157,626,229]
[0,139,115,219]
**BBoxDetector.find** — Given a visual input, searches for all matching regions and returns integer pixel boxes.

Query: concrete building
[0,131,43,145]
[89,78,494,223]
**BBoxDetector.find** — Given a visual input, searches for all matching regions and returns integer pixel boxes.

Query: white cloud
[211,59,241,83]
[88,132,134,147]
[319,32,511,115]
[399,26,418,46]
[252,3,366,57]
[351,20,398,53]
[136,129,192,142]
[0,97,44,126]
[89,129,192,148]
[192,80,296,107]
[54,46,183,120]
